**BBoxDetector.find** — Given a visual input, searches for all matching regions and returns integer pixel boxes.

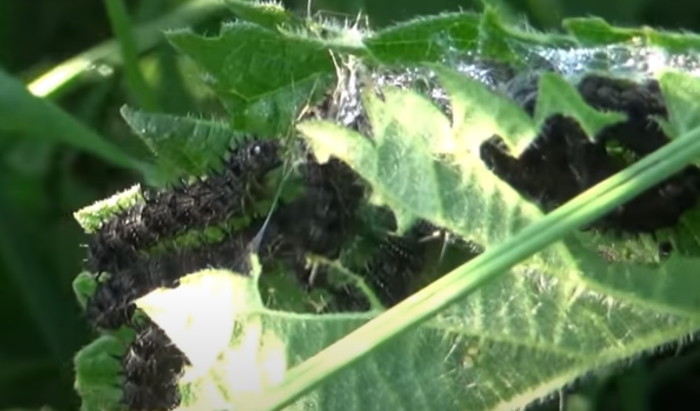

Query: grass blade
[104,0,159,111]
[27,0,225,99]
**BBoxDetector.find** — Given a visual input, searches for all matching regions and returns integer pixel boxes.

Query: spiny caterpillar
[85,139,280,277]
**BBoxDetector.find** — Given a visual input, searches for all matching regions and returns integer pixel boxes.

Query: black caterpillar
[86,139,281,276]
[83,138,370,409]
[121,319,189,411]
[86,230,253,329]
[481,73,700,233]
[86,152,367,324]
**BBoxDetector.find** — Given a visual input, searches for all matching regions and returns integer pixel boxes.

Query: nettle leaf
[477,7,574,62]
[534,72,626,140]
[477,7,520,62]
[364,12,480,63]
[564,17,700,51]
[73,271,99,310]
[299,75,550,253]
[74,329,135,411]
[666,205,700,255]
[657,70,700,137]
[133,268,362,410]
[563,17,641,45]
[293,65,700,409]
[120,106,247,183]
[167,22,334,136]
[434,65,537,156]
[133,269,498,410]
[73,184,142,233]
[224,0,304,30]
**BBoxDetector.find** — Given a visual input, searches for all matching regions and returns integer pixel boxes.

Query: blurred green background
[2,0,700,409]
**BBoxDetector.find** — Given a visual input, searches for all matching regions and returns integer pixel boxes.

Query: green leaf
[535,72,626,140]
[298,86,543,249]
[567,237,700,314]
[72,272,98,310]
[563,17,641,45]
[644,31,700,52]
[120,106,247,182]
[73,184,143,233]
[477,7,573,62]
[167,23,335,135]
[433,65,537,156]
[74,330,134,411]
[657,70,700,138]
[478,7,519,62]
[364,12,480,64]
[224,0,303,30]
[564,17,700,51]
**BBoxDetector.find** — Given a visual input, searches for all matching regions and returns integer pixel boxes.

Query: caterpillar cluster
[85,139,280,329]
[82,138,369,409]
[80,68,700,411]
[86,139,280,276]
[86,151,370,329]
[481,73,700,233]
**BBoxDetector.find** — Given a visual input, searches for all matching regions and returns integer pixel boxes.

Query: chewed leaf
[433,65,537,156]
[136,268,264,378]
[136,268,290,410]
[137,269,586,411]
[132,248,700,411]
[295,61,700,410]
[535,72,626,140]
[298,84,545,249]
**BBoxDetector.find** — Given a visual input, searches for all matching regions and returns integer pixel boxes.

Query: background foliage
[2,0,700,410]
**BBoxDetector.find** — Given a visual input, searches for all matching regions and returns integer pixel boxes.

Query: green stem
[104,0,158,111]
[256,125,700,410]
[27,0,225,99]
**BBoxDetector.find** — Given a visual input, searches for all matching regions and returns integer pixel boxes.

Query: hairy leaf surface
[121,106,247,182]
[167,23,334,136]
